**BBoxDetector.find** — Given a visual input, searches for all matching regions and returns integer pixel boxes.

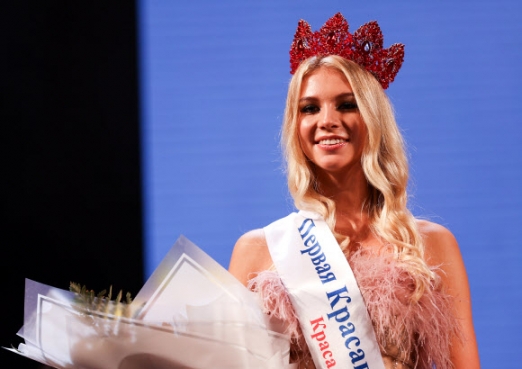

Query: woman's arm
[419,220,481,368]
[228,229,273,286]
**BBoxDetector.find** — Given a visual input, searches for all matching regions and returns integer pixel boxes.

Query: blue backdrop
[138,1,522,366]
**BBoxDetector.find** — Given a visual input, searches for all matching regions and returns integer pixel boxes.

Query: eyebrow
[298,92,355,103]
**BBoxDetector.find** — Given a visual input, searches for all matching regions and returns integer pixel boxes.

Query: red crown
[289,13,405,89]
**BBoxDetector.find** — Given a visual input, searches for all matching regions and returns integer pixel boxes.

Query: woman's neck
[315,165,371,238]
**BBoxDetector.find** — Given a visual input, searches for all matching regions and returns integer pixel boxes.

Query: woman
[229,14,480,369]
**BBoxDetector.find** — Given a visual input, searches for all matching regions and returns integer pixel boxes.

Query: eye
[338,101,358,111]
[300,104,320,114]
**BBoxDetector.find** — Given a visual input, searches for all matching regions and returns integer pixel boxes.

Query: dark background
[1,3,143,367]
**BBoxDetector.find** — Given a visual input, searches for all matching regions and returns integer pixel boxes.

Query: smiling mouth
[317,138,348,145]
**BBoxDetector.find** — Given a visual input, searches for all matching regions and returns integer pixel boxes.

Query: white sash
[264,211,385,369]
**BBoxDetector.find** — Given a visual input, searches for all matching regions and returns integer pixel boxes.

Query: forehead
[300,67,352,98]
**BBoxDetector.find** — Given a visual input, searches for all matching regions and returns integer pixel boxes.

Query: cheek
[299,120,312,135]
[350,120,368,147]
[359,124,369,150]
[298,119,313,142]
[296,127,313,159]
[297,133,309,157]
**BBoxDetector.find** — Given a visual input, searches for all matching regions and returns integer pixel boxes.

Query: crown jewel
[289,13,405,89]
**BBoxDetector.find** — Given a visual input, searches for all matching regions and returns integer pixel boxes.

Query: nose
[318,105,340,129]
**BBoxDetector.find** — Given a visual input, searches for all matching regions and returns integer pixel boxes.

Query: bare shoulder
[416,221,480,367]
[228,229,273,286]
[416,219,460,267]
[235,228,268,248]
[416,219,469,296]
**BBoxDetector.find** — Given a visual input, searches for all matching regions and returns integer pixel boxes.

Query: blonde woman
[229,14,479,369]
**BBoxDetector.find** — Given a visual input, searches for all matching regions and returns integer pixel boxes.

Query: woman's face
[297,66,367,177]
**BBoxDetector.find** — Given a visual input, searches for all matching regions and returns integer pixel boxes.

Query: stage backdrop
[138,1,522,366]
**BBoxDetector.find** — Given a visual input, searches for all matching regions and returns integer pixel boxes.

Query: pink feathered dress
[249,248,460,369]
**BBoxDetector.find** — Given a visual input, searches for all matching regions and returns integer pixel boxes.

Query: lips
[314,137,349,152]
[316,135,349,145]
[317,138,347,145]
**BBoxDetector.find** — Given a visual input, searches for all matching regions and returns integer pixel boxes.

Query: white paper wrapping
[7,236,293,369]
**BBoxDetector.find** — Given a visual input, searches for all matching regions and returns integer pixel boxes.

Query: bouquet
[6,236,293,368]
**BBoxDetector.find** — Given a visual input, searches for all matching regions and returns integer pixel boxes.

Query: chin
[313,159,362,177]
[315,164,351,175]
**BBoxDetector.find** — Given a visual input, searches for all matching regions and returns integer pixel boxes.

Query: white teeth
[318,138,346,145]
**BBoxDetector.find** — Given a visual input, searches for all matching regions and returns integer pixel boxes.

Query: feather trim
[248,249,460,369]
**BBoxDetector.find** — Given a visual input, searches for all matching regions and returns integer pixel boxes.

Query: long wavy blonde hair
[282,55,434,301]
